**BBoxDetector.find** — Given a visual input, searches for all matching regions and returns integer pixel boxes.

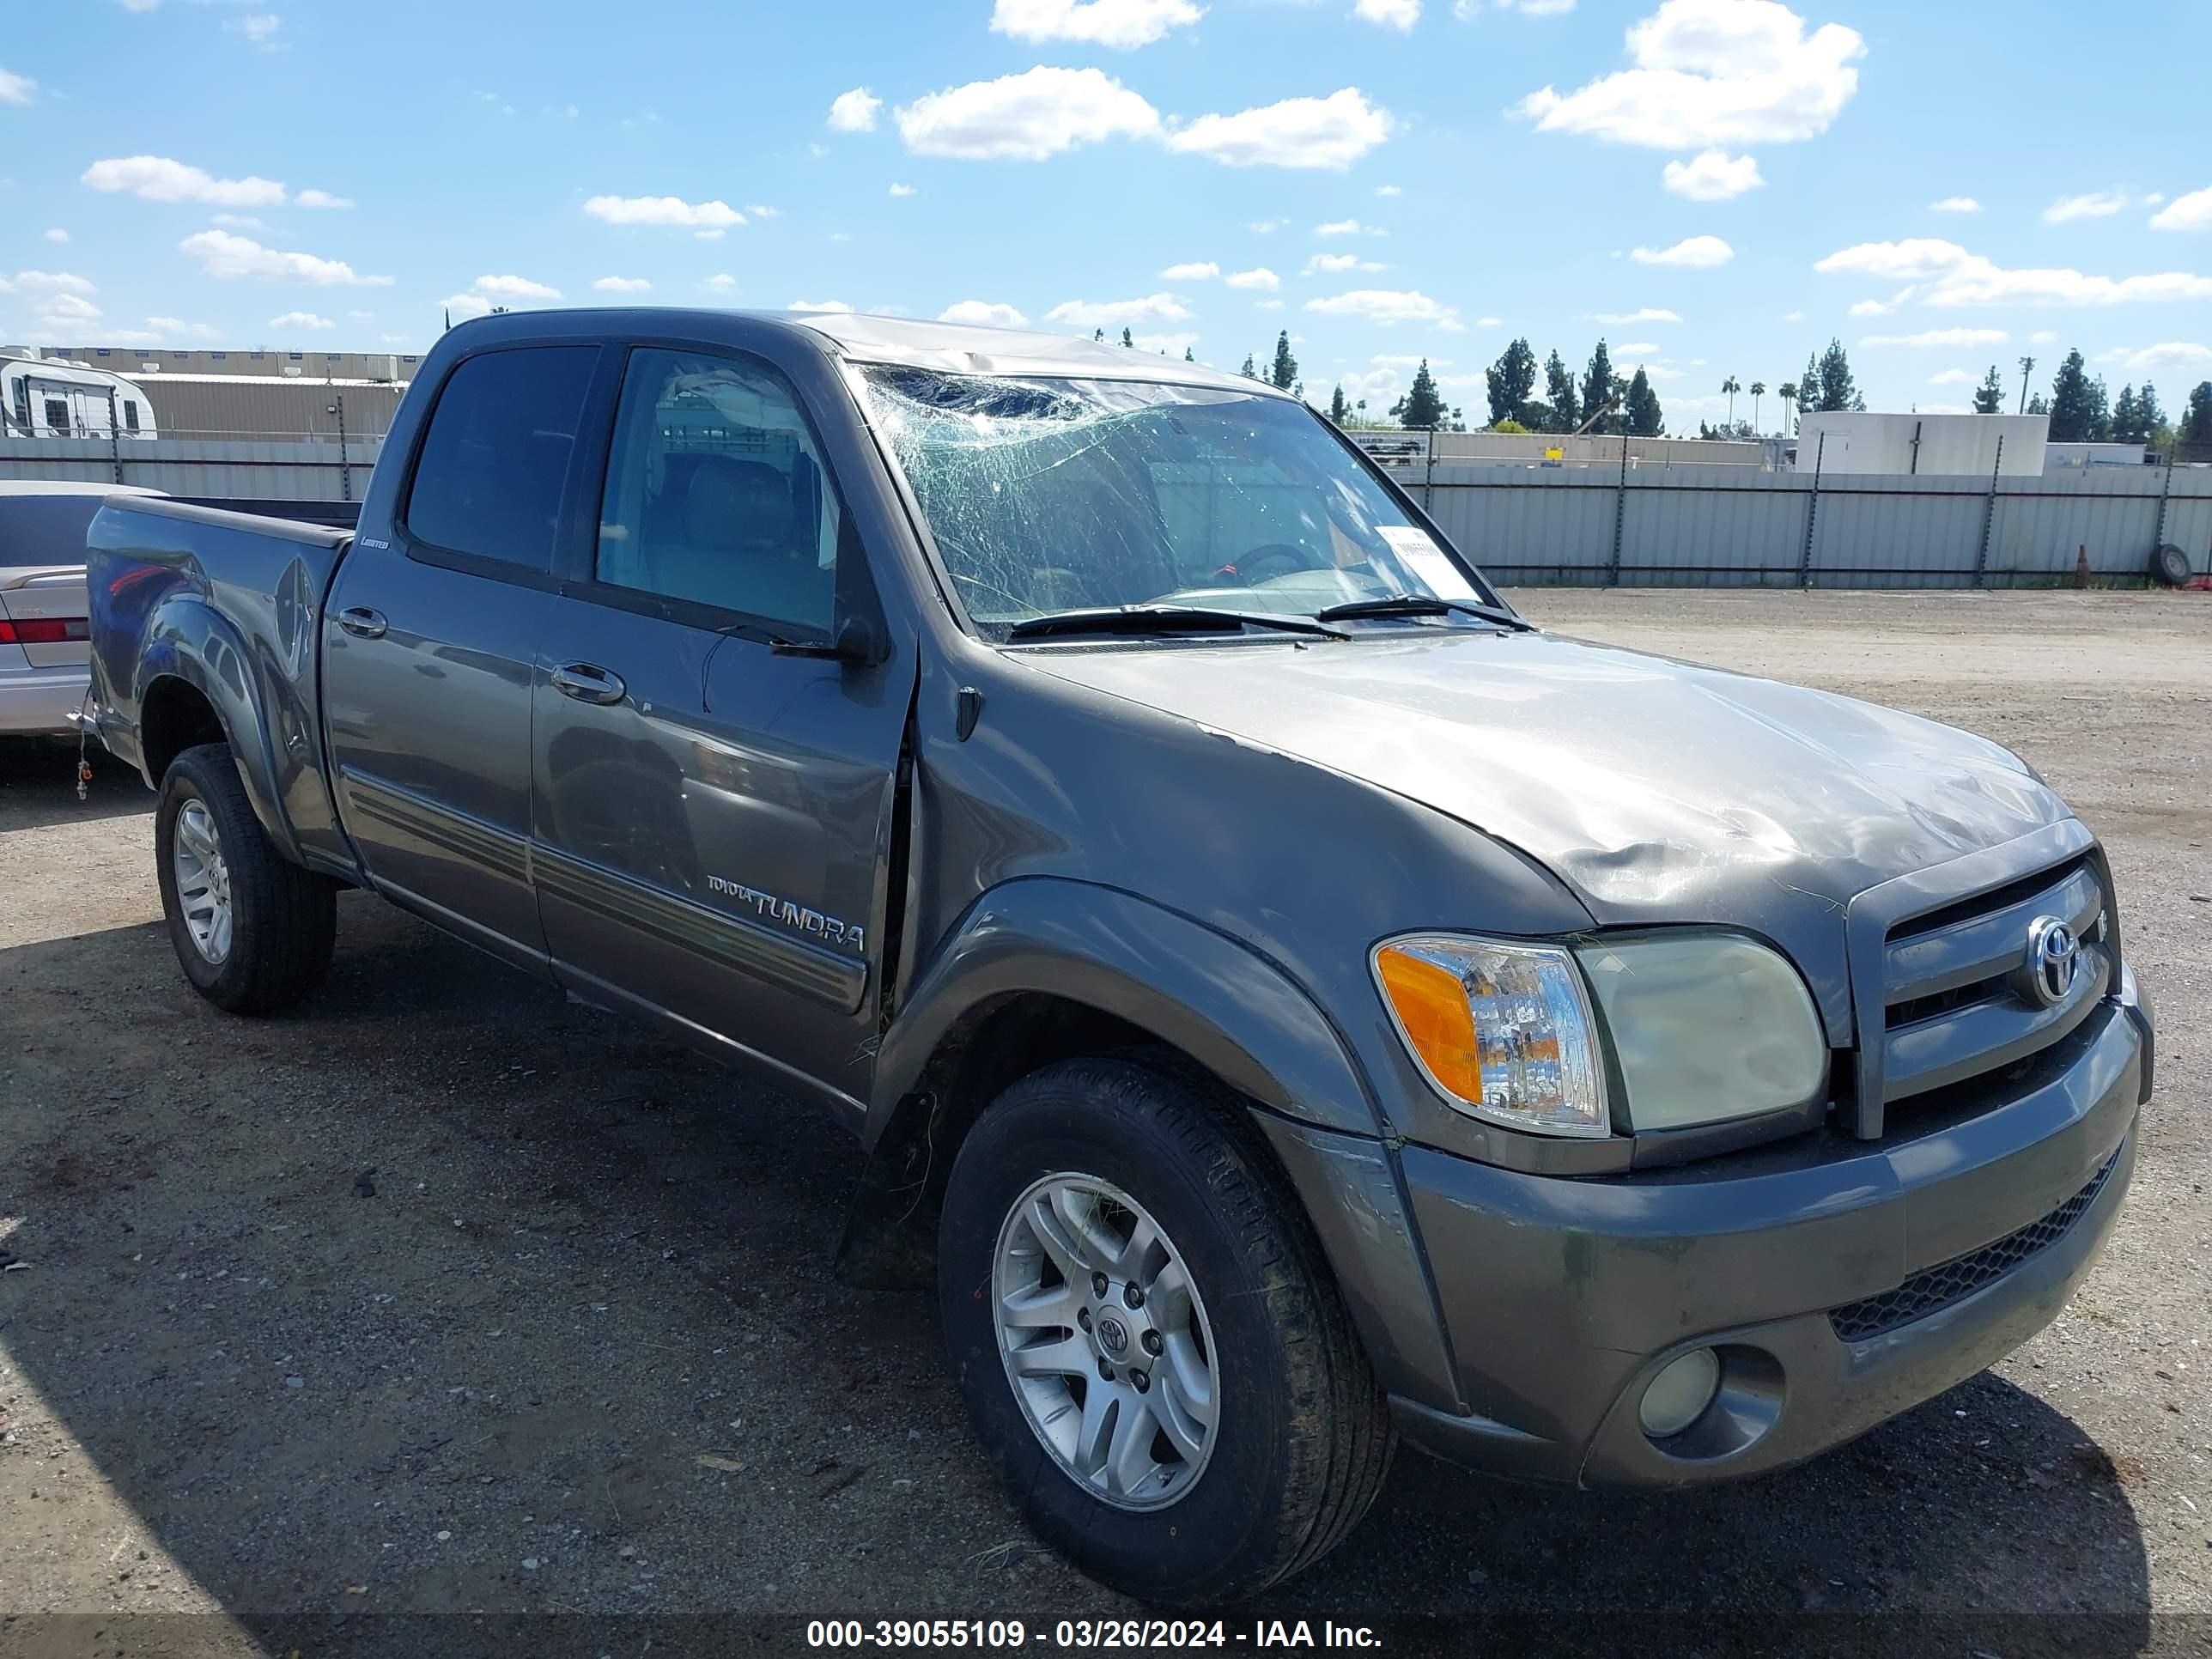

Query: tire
[2149,543,2193,587]
[154,742,336,1015]
[939,1057,1393,1606]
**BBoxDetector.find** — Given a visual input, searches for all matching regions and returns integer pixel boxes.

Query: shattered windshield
[858,368,1493,637]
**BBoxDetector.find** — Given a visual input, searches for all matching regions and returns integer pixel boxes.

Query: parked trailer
[1,352,159,440]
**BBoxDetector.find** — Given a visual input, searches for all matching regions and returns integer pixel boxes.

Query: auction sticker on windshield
[1378,525,1476,599]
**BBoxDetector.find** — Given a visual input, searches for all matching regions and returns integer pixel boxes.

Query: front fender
[134,596,302,865]
[871,876,1383,1142]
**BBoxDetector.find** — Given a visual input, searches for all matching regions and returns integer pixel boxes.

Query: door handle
[550,662,628,705]
[337,606,388,640]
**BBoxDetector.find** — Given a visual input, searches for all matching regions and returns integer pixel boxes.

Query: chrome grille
[1828,1144,2122,1342]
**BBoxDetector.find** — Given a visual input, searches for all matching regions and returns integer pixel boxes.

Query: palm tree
[1722,375,1741,428]
[1749,380,1766,434]
[1778,380,1799,434]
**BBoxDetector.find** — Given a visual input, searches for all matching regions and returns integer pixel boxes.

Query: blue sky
[7,0,2212,428]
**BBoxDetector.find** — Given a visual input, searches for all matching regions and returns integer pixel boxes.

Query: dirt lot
[3,590,2209,1656]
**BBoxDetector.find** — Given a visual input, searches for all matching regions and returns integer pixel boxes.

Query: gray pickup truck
[88,310,2154,1606]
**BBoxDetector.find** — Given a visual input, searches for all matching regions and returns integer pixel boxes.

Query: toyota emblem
[2022,915,2080,1007]
[1096,1316,1131,1357]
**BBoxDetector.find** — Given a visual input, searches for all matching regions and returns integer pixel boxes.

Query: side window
[404,347,596,573]
[45,398,71,434]
[123,399,141,433]
[594,348,839,633]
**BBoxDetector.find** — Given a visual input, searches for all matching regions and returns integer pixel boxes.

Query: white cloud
[1255,299,1285,310]
[1457,0,1578,14]
[989,0,1203,49]
[210,213,264,229]
[474,274,561,299]
[1354,0,1421,32]
[2149,186,2212,233]
[583,194,744,229]
[1224,267,1280,290]
[1783,308,1802,319]
[0,270,96,299]
[1661,149,1762,200]
[1595,307,1682,324]
[1160,261,1220,279]
[1132,331,1200,354]
[1305,252,1388,274]
[0,65,39,105]
[887,183,917,198]
[1847,298,1892,317]
[1248,218,1287,233]
[1925,368,1978,386]
[179,229,392,285]
[1857,326,2008,348]
[1929,196,1980,213]
[1167,88,1394,170]
[2041,189,2129,224]
[897,66,1161,161]
[35,294,102,324]
[1815,237,2212,307]
[747,204,779,219]
[2097,342,2212,376]
[939,300,1030,327]
[1375,184,1402,197]
[1613,341,1660,355]
[347,310,373,319]
[1316,218,1387,237]
[228,13,281,44]
[2028,330,2057,345]
[268,310,335,331]
[790,299,856,313]
[42,228,68,243]
[592,276,653,293]
[703,274,738,292]
[1045,293,1192,326]
[1631,234,1733,266]
[144,317,220,339]
[442,293,494,322]
[1304,288,1461,327]
[828,88,883,132]
[83,155,287,207]
[295,188,354,210]
[1514,0,1865,149]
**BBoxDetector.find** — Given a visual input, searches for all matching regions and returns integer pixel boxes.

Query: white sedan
[0,482,163,737]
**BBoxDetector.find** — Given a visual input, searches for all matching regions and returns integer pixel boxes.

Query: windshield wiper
[1313,594,1536,631]
[1004,605,1351,642]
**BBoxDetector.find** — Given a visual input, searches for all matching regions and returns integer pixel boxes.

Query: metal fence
[0,434,383,503]
[1401,447,2212,587]
[4,432,2209,586]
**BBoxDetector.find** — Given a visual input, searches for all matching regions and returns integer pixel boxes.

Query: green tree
[1748,380,1766,432]
[2046,349,2097,441]
[1094,327,1105,342]
[1485,337,1539,427]
[1800,352,1821,417]
[1625,367,1664,436]
[1777,379,1799,434]
[1270,330,1298,392]
[2183,382,2212,449]
[1238,352,1258,380]
[1540,349,1580,434]
[2136,382,2164,440]
[1491,418,1529,434]
[2111,385,2142,443]
[1972,365,2005,415]
[1814,338,1857,413]
[1721,374,1741,425]
[2087,374,2112,441]
[1183,345,1194,362]
[1120,326,1134,349]
[1396,359,1445,428]
[2027,392,2050,416]
[1581,340,1617,434]
[1329,383,1348,423]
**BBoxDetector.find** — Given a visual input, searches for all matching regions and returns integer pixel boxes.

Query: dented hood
[1024,628,2069,1030]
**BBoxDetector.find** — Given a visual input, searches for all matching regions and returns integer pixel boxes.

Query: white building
[1793,412,2048,477]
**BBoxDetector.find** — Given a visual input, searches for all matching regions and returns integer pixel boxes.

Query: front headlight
[1576,933,1826,1132]
[1372,936,1610,1137]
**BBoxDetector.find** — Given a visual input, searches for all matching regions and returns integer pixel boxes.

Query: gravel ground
[1,590,2207,1656]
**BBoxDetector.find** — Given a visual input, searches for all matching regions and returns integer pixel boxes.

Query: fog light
[1638,1347,1721,1439]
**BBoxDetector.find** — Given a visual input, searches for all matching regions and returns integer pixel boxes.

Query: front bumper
[0,665,92,736]
[1268,974,2150,1489]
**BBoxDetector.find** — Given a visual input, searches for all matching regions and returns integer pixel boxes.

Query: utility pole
[2017,356,2037,416]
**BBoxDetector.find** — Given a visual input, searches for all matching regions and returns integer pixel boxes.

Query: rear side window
[404,347,596,573]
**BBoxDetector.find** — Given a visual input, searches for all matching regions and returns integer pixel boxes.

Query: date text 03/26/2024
[805,1620,1382,1649]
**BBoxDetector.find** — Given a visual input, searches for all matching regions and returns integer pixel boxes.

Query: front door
[323,343,599,970]
[532,344,907,1106]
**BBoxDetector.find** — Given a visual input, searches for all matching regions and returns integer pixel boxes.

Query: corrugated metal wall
[3,438,2208,585]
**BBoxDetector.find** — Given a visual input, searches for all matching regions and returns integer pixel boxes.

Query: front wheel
[939,1058,1393,1606]
[155,742,336,1015]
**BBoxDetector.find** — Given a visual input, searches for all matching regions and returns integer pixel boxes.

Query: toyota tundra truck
[85,309,2155,1606]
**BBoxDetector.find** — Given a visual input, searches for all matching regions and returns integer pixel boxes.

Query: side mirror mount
[770,613,887,666]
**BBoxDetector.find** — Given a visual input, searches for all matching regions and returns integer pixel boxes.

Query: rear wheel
[939,1057,1393,1606]
[155,742,336,1014]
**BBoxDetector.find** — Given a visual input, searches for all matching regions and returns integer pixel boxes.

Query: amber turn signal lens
[1375,944,1486,1103]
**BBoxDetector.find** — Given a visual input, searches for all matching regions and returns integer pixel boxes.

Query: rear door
[531,343,907,1105]
[322,343,599,972]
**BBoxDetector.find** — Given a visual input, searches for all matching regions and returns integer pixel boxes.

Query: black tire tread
[161,743,336,1015]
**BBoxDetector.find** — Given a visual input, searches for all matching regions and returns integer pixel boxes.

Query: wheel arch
[132,600,301,863]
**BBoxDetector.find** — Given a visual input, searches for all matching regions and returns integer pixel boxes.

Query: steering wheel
[1226,543,1327,586]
